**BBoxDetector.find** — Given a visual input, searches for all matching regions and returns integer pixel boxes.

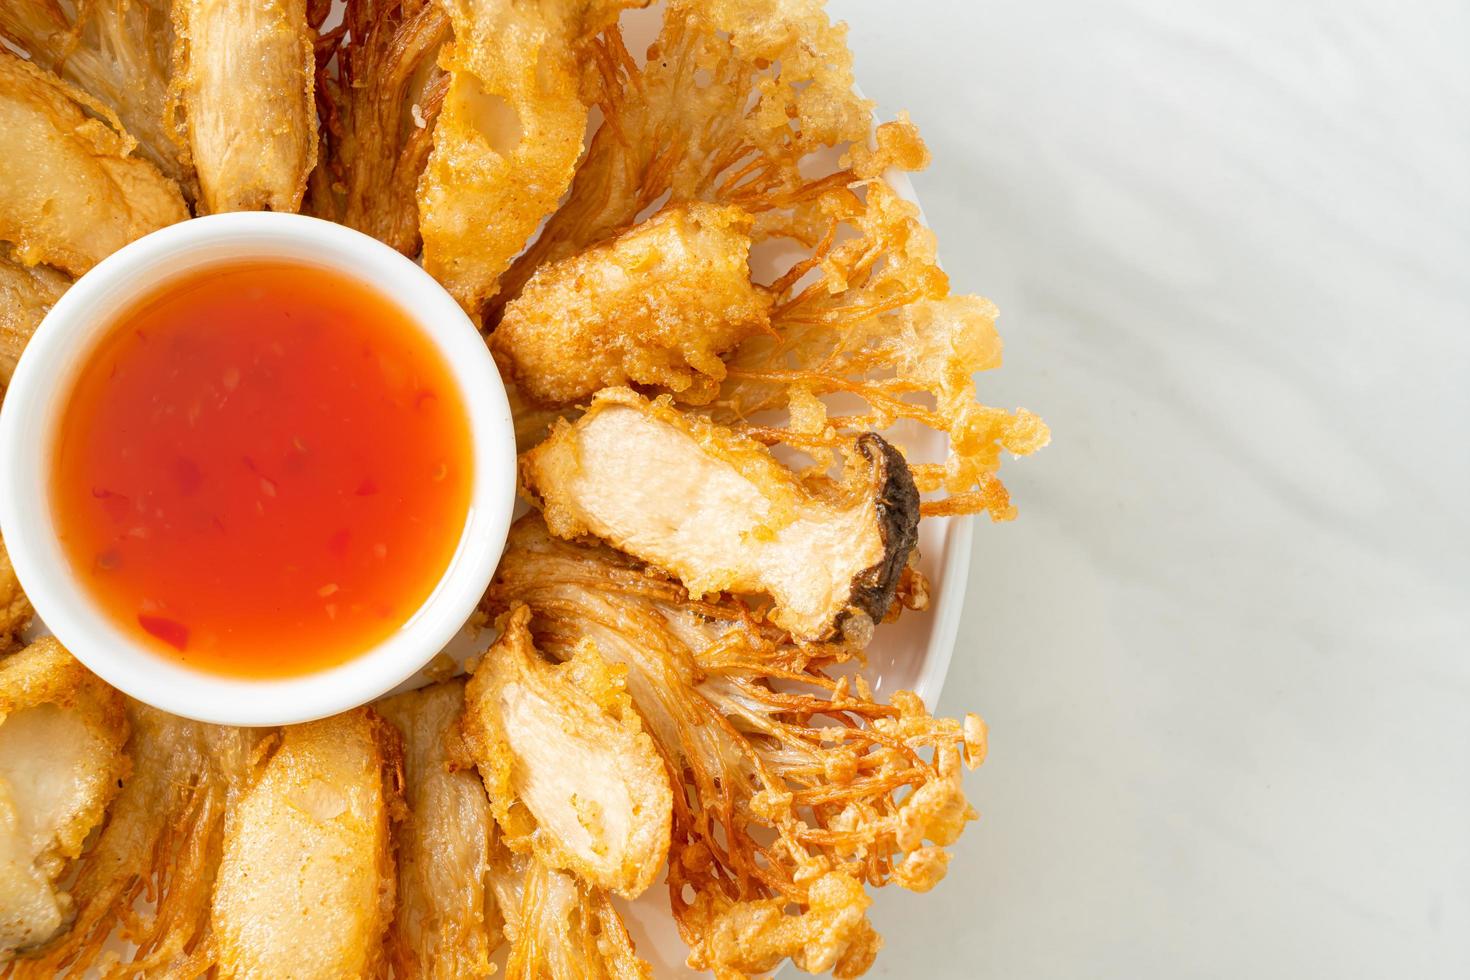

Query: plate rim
[878,163,974,712]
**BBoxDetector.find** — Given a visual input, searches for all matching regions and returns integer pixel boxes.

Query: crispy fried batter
[462,605,671,899]
[497,0,873,303]
[210,708,401,980]
[311,0,450,253]
[377,680,501,979]
[417,0,639,319]
[0,249,68,389]
[0,1,1042,975]
[0,535,32,655]
[0,52,187,277]
[7,702,258,979]
[493,203,772,407]
[494,0,1047,518]
[0,0,190,190]
[521,388,919,643]
[172,0,318,213]
[506,379,570,453]
[486,834,650,980]
[0,640,128,961]
[691,871,880,979]
[716,176,1052,521]
[486,515,986,978]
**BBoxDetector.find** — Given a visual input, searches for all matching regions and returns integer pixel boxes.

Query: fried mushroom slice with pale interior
[172,0,317,213]
[462,605,671,899]
[0,249,68,390]
[495,0,875,308]
[521,388,920,645]
[484,515,988,979]
[417,0,639,320]
[0,0,189,189]
[210,708,402,980]
[377,679,501,979]
[0,639,128,962]
[485,832,650,980]
[492,202,773,407]
[0,52,188,277]
[492,0,1049,521]
[8,702,260,979]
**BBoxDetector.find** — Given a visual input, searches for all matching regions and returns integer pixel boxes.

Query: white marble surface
[838,1,1470,977]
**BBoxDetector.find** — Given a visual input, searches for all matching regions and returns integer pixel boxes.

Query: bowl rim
[0,212,517,726]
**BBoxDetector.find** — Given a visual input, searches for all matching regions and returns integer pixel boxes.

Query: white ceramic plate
[22,4,973,975]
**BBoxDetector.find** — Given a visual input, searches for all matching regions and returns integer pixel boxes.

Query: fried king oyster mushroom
[462,605,672,899]
[377,679,503,979]
[210,708,402,980]
[0,52,187,277]
[520,388,920,644]
[171,0,318,213]
[492,202,772,407]
[0,640,128,961]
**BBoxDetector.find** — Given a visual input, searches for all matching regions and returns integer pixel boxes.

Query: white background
[839,1,1470,977]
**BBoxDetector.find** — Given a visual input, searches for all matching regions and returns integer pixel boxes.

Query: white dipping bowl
[0,213,516,726]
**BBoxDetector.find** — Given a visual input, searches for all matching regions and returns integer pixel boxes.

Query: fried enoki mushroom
[521,388,919,645]
[417,0,640,320]
[462,605,672,900]
[171,0,318,213]
[713,177,1052,521]
[311,0,450,254]
[494,0,874,305]
[0,640,128,962]
[210,709,402,980]
[485,831,651,980]
[485,515,987,978]
[0,1,1038,976]
[6,702,258,979]
[0,51,187,277]
[377,679,501,980]
[0,0,189,190]
[493,202,773,407]
[492,0,1047,519]
[0,250,68,390]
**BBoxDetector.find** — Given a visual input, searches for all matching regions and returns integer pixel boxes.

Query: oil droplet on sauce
[51,261,473,678]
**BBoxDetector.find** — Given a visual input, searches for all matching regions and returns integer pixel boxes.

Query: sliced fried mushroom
[0,249,68,389]
[0,0,188,188]
[521,388,920,643]
[485,515,984,978]
[490,0,1049,521]
[492,203,773,406]
[485,833,651,980]
[10,702,260,979]
[0,52,188,277]
[492,0,874,313]
[462,605,671,900]
[0,639,129,960]
[377,680,501,979]
[211,708,401,980]
[417,0,634,319]
[172,0,317,212]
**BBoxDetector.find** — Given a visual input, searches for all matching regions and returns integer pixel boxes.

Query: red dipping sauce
[50,261,473,678]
